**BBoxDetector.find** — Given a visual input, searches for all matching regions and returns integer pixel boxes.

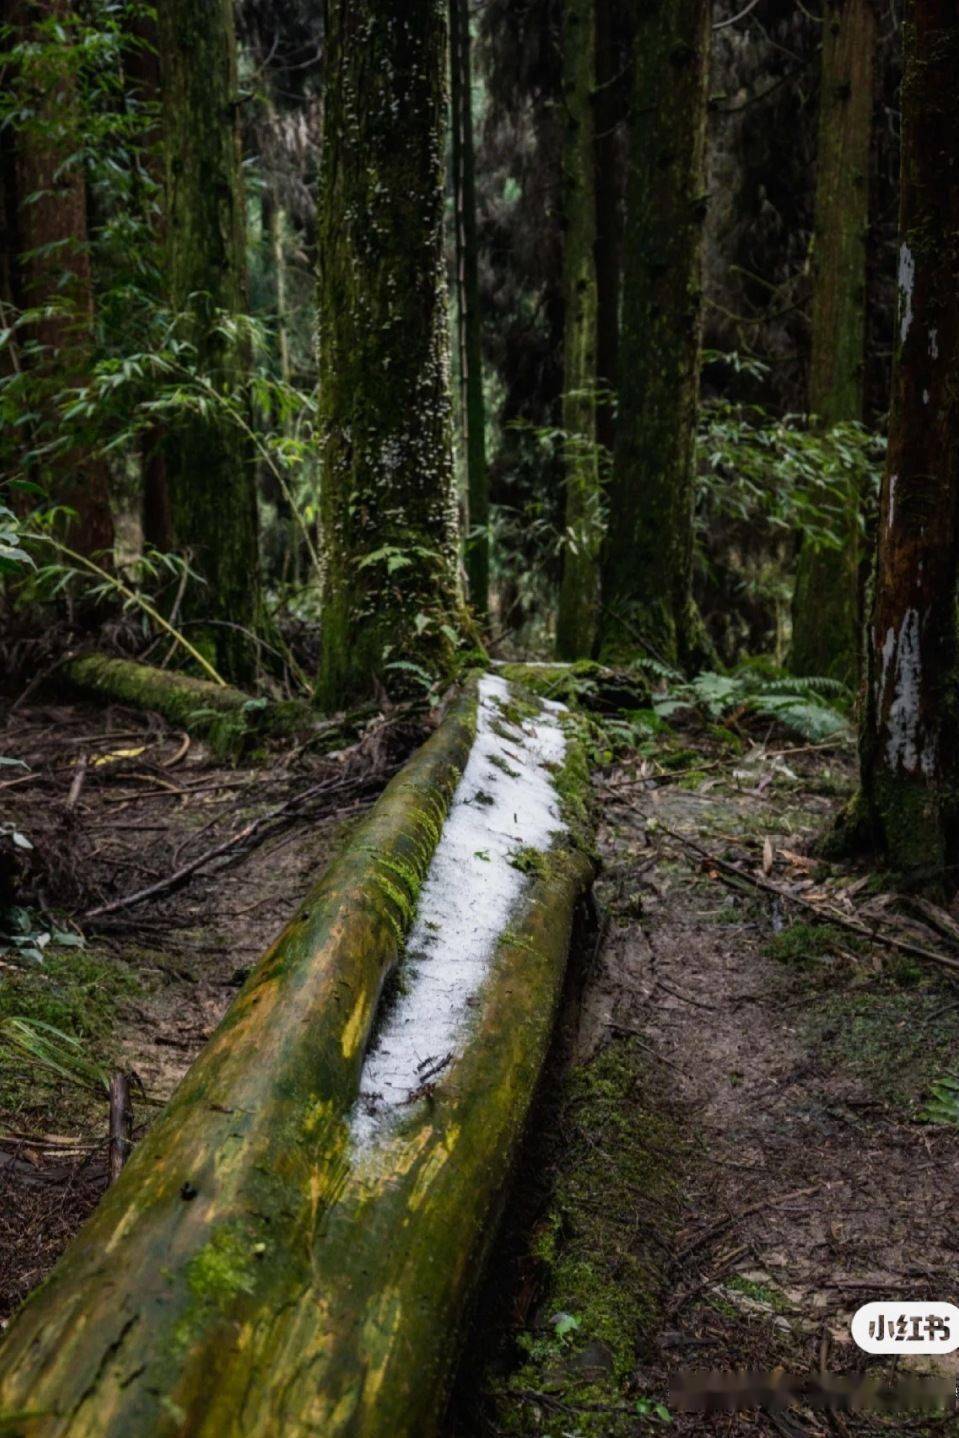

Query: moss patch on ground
[484,1036,686,1436]
[802,981,959,1116]
[0,947,137,1128]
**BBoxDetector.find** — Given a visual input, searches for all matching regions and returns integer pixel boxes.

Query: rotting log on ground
[0,680,595,1437]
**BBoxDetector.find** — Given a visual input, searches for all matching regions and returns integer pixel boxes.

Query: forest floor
[3,689,959,1436]
[459,716,959,1438]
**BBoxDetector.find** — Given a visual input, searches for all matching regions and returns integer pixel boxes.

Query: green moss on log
[0,690,478,1435]
[495,661,650,714]
[0,679,598,1436]
[63,654,321,759]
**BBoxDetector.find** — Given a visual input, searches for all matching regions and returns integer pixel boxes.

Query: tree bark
[3,0,114,558]
[450,0,490,620]
[594,0,623,463]
[857,0,959,880]
[0,684,595,1436]
[599,0,713,670]
[791,0,876,687]
[316,0,464,709]
[556,0,600,659]
[156,0,260,684]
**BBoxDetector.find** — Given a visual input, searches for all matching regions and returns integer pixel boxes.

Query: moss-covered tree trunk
[555,0,600,660]
[857,0,959,880]
[316,1,464,709]
[791,0,876,686]
[157,0,260,683]
[599,0,712,670]
[4,0,114,558]
[450,0,489,620]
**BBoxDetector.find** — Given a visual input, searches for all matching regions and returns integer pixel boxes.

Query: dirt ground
[465,726,959,1437]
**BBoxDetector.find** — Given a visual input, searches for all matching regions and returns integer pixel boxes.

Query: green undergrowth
[763,920,864,969]
[485,1037,686,1436]
[0,947,137,1128]
[802,977,959,1117]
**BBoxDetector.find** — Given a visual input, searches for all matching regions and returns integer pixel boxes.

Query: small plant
[0,1015,107,1093]
[635,1397,673,1424]
[551,1310,580,1342]
[921,1074,959,1126]
[0,904,85,965]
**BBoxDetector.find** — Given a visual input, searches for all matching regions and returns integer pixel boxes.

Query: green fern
[652,666,852,742]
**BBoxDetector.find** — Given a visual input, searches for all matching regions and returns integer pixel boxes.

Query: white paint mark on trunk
[897,244,915,345]
[884,608,934,776]
[929,328,939,359]
[887,473,897,530]
[351,674,568,1144]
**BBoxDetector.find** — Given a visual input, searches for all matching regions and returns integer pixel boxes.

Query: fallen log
[62,653,344,758]
[0,675,594,1437]
[495,658,650,713]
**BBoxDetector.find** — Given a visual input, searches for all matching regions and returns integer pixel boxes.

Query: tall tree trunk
[857,0,959,880]
[125,0,170,555]
[555,0,600,659]
[157,0,259,683]
[449,0,489,619]
[594,0,622,463]
[316,0,464,709]
[791,0,876,686]
[4,0,114,558]
[599,0,712,670]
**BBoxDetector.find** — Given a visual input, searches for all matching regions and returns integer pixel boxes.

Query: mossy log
[496,659,649,713]
[0,688,477,1436]
[62,654,324,757]
[0,681,595,1436]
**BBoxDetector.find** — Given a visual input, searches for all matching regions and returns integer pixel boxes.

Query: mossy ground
[469,1038,688,1437]
[0,946,137,1129]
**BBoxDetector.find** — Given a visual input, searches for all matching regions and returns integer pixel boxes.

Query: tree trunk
[599,0,712,670]
[0,681,594,1435]
[125,0,170,555]
[594,0,623,463]
[316,1,464,709]
[157,0,260,684]
[857,0,959,880]
[791,0,876,687]
[449,0,490,620]
[4,0,114,558]
[555,0,600,659]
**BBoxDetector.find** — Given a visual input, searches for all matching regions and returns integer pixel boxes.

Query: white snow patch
[898,243,915,344]
[350,673,567,1145]
[884,608,933,775]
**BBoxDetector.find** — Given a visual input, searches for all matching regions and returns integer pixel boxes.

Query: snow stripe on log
[0,677,594,1437]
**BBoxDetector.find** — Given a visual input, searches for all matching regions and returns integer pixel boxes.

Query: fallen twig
[656,824,959,978]
[83,773,367,919]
